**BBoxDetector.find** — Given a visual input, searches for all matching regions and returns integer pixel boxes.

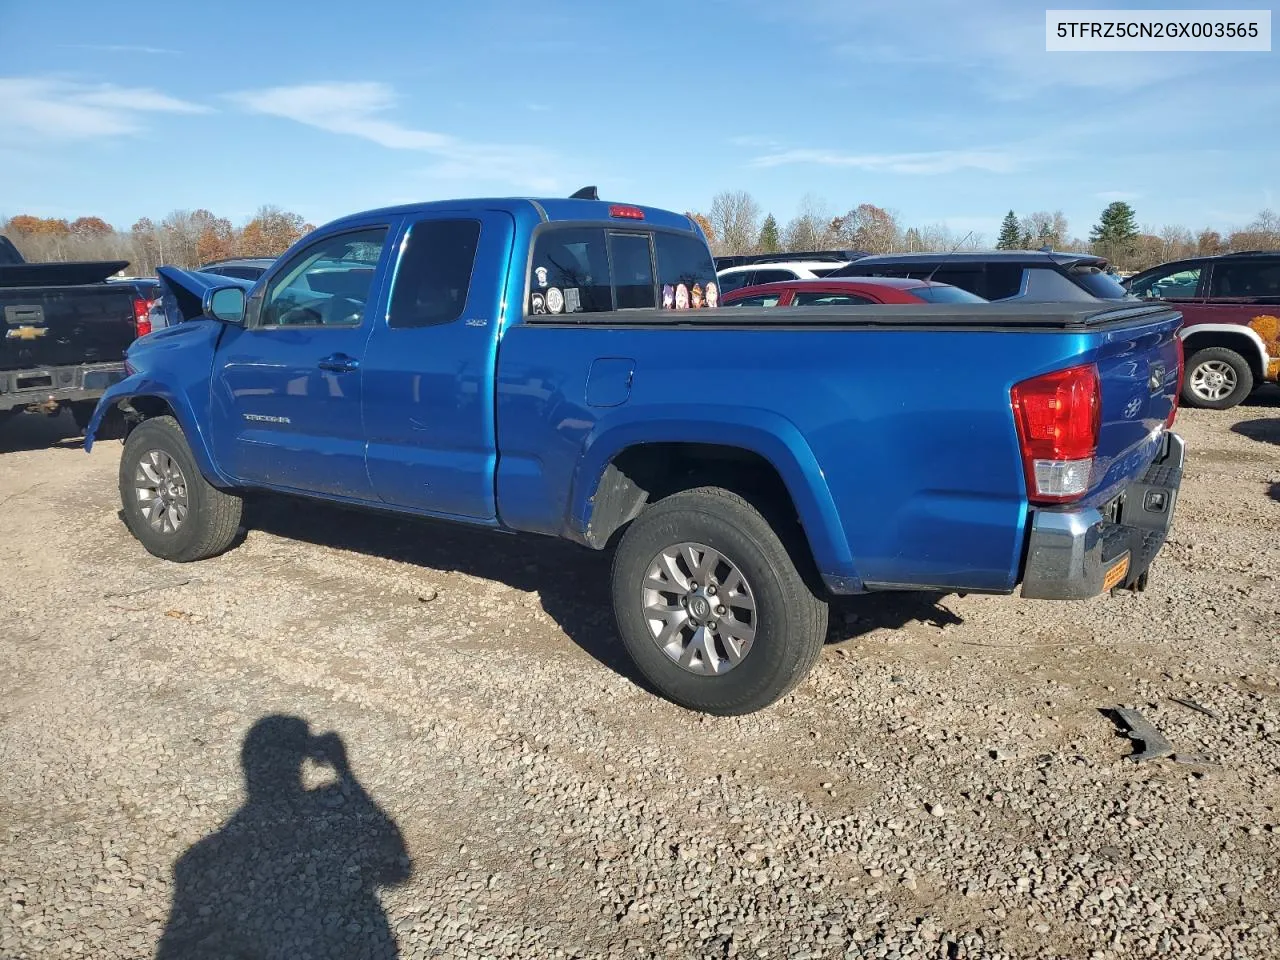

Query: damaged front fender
[82,372,234,489]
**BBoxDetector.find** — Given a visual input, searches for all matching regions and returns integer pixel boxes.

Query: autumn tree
[1196,228,1225,257]
[708,190,761,255]
[239,205,307,258]
[757,214,780,253]
[996,211,1020,250]
[831,203,900,253]
[1228,209,1280,251]
[685,211,715,247]
[191,209,235,264]
[69,216,112,239]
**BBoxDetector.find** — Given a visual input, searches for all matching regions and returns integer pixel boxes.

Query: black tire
[611,486,828,715]
[1181,346,1254,410]
[118,415,243,562]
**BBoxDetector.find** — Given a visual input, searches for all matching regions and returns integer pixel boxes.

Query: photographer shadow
[155,715,411,960]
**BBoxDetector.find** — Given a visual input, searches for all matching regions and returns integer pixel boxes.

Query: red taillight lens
[1167,337,1184,428]
[132,297,152,338]
[609,204,645,220]
[1011,363,1101,504]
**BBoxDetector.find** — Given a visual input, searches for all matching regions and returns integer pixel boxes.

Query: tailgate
[0,286,138,371]
[1088,309,1182,503]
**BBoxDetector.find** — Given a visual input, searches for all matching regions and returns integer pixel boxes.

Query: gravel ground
[1,396,1278,960]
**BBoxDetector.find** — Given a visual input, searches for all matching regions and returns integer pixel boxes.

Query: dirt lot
[1,397,1278,960]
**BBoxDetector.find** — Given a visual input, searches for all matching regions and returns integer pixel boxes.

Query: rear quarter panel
[496,321,1119,593]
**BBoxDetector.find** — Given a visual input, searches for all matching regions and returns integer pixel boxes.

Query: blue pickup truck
[84,193,1186,715]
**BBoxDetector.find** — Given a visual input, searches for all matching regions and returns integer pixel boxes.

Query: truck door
[209,222,396,498]
[361,210,515,520]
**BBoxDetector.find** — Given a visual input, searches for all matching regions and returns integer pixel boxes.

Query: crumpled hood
[156,265,255,323]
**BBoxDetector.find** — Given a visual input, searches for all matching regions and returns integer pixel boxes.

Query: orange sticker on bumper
[1103,554,1131,592]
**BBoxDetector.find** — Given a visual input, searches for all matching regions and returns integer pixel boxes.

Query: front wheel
[610,486,828,715]
[1181,346,1254,410]
[119,415,243,562]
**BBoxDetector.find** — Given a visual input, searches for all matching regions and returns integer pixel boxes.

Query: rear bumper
[0,362,128,413]
[1020,430,1185,600]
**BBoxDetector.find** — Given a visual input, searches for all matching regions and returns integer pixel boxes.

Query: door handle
[318,353,359,373]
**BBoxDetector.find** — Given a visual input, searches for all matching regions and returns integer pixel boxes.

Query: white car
[716,259,851,295]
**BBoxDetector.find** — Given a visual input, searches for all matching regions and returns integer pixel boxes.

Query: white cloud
[750,147,1022,175]
[59,44,180,55]
[227,82,563,191]
[0,77,208,143]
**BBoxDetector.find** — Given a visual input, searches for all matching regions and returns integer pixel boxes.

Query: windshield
[1070,265,1132,300]
[911,284,987,304]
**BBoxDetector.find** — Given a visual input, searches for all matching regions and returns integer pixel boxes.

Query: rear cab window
[1068,264,1131,300]
[526,225,717,315]
[388,219,482,327]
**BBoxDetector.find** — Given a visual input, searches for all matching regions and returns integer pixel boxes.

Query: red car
[720,276,988,307]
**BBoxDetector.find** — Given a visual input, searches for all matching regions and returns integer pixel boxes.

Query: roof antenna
[924,230,974,284]
[570,186,599,200]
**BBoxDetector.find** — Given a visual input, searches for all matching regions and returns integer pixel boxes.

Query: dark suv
[829,250,1130,302]
[196,258,276,282]
[1125,250,1280,409]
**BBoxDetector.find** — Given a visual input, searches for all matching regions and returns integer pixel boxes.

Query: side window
[1208,261,1280,299]
[791,292,874,306]
[609,232,656,309]
[261,227,388,327]
[727,294,781,307]
[983,264,1025,300]
[529,227,613,314]
[1130,264,1202,299]
[223,266,265,281]
[388,219,481,328]
[717,271,752,294]
[752,269,798,284]
[655,232,718,309]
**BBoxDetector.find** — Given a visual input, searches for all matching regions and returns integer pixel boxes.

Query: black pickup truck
[0,235,157,432]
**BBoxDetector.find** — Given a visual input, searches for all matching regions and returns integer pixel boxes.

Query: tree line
[6,196,1280,276]
[690,192,1280,271]
[0,206,315,276]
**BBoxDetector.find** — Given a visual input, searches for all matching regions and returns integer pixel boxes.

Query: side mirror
[206,286,246,324]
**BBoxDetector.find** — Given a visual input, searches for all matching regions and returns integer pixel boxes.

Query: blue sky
[0,0,1275,243]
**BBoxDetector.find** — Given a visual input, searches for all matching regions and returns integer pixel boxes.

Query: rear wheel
[1181,346,1254,409]
[119,415,242,562]
[610,486,828,715]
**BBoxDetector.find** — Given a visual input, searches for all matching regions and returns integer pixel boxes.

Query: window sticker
[706,282,718,308]
[662,284,674,309]
[546,286,565,314]
[530,292,546,315]
[675,284,689,310]
[691,283,704,309]
[535,266,549,288]
[565,287,581,313]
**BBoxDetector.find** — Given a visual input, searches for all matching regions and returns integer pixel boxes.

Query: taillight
[1167,337,1184,428]
[132,297,152,338]
[609,204,645,220]
[1011,363,1101,504]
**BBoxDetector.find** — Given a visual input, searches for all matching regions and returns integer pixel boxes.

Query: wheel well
[1182,331,1265,379]
[585,443,802,550]
[120,395,176,421]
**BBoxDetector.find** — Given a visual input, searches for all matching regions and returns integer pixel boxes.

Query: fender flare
[567,403,859,585]
[83,373,234,488]
[1180,323,1271,376]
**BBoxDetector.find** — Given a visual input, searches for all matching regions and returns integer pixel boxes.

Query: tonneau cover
[0,260,131,288]
[523,301,1180,331]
